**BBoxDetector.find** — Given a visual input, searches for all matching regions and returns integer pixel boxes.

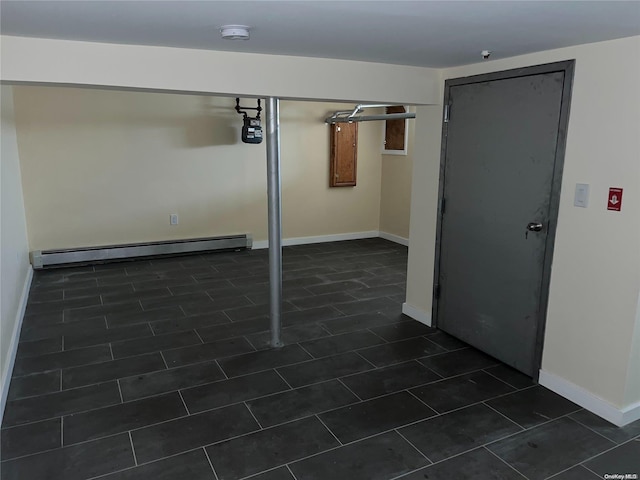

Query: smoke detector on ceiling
[220,25,251,40]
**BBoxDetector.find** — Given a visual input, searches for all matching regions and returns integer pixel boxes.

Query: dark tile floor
[1,238,638,480]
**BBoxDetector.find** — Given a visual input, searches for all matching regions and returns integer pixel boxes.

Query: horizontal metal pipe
[354,103,397,110]
[325,112,416,124]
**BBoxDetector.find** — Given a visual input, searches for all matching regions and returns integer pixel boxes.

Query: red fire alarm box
[607,188,623,211]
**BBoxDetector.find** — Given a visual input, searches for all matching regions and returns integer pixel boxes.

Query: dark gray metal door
[437,68,571,377]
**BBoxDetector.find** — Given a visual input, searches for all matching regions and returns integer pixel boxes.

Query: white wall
[406,36,640,422]
[0,85,32,418]
[0,35,439,105]
[13,87,384,250]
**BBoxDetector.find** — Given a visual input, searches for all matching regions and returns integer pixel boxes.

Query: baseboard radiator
[30,235,252,269]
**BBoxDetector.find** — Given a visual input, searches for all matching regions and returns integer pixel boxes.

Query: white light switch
[574,183,590,208]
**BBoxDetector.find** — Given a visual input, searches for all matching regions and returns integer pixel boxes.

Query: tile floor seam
[352,350,377,368]
[245,335,258,352]
[108,343,115,361]
[193,328,206,345]
[197,381,364,429]
[386,435,524,480]
[226,464,286,480]
[295,342,316,359]
[70,392,310,447]
[483,445,530,479]
[5,386,199,438]
[316,323,334,336]
[63,406,192,447]
[149,322,156,336]
[84,445,208,480]
[3,394,123,431]
[481,367,530,390]
[273,367,296,390]
[276,364,379,393]
[286,464,300,480]
[567,413,629,445]
[1,429,137,464]
[116,379,124,403]
[581,463,605,479]
[405,388,438,412]
[263,421,427,473]
[542,464,586,480]
[315,414,343,446]
[336,372,525,413]
[212,358,229,380]
[20,335,144,356]
[128,431,138,466]
[242,333,268,351]
[481,400,527,431]
[480,408,602,459]
[428,343,470,354]
[395,428,433,464]
[215,353,325,380]
[60,416,64,447]
[364,328,391,344]
[568,433,636,472]
[19,362,170,398]
[178,390,190,415]
[159,351,169,369]
[203,447,220,480]
[335,377,363,401]
[244,401,263,429]
[20,357,290,412]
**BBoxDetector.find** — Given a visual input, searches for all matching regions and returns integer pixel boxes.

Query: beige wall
[0,35,439,105]
[1,86,31,415]
[407,36,640,414]
[14,86,384,250]
[405,102,444,310]
[379,110,415,240]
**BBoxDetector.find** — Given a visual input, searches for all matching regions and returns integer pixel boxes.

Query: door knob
[526,222,543,232]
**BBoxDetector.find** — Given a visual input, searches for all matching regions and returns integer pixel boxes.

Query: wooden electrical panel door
[384,106,407,153]
[330,122,358,187]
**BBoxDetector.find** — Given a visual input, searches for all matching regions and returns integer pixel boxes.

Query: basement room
[1,1,639,479]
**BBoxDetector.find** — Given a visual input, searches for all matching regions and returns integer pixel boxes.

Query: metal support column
[266,97,283,348]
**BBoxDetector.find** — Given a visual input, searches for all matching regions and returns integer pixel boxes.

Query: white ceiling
[1,1,639,68]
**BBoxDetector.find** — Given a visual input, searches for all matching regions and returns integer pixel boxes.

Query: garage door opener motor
[235,98,263,144]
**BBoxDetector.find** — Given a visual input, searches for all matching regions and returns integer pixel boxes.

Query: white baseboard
[378,231,409,246]
[402,302,432,326]
[252,231,380,249]
[1,266,33,424]
[539,369,640,427]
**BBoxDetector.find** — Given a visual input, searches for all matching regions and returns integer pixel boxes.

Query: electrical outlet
[170,214,178,225]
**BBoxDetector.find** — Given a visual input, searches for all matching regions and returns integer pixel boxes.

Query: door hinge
[434,284,441,299]
[443,104,450,123]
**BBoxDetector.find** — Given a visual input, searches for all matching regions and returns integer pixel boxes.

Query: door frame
[432,60,575,379]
